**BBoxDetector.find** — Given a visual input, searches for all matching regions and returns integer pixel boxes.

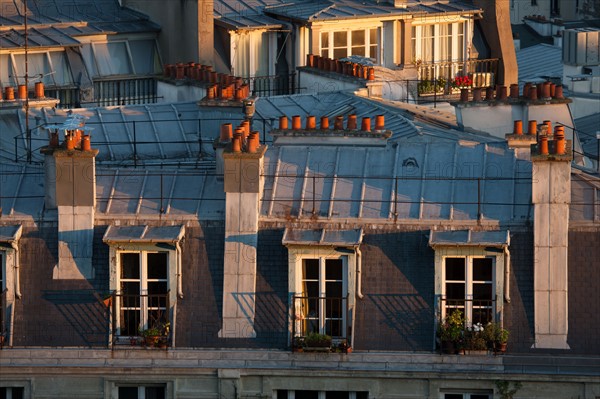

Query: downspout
[176,241,183,299]
[502,244,511,329]
[11,241,21,299]
[353,245,363,350]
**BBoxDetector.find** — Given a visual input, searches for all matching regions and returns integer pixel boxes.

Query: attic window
[402,157,419,168]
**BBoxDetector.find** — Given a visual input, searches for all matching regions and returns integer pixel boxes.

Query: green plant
[304,332,332,348]
[495,380,522,399]
[437,310,464,342]
[497,327,509,344]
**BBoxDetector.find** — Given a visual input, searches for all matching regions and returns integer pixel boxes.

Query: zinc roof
[516,44,563,85]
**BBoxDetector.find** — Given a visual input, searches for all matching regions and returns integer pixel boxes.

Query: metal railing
[292,295,350,345]
[110,291,170,347]
[44,86,80,109]
[93,76,158,107]
[244,72,297,97]
[417,58,499,85]
[437,296,498,327]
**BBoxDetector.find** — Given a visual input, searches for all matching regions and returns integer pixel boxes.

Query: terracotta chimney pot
[347,114,357,130]
[375,115,385,131]
[320,116,329,129]
[527,120,537,136]
[220,123,233,142]
[513,120,523,135]
[334,115,344,130]
[472,88,482,102]
[510,84,519,98]
[554,126,566,155]
[554,85,564,99]
[81,134,91,151]
[279,116,289,130]
[35,82,45,98]
[17,84,27,100]
[460,88,469,102]
[306,115,316,130]
[361,117,371,132]
[292,115,302,130]
[539,134,549,155]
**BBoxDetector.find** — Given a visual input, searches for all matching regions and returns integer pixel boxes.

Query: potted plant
[437,310,464,354]
[495,327,509,354]
[303,332,332,352]
[139,321,170,347]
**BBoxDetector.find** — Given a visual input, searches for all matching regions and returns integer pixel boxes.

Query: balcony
[417,58,499,88]
[109,291,170,348]
[291,295,350,353]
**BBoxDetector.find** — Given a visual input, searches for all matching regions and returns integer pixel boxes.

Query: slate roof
[575,113,600,161]
[0,0,160,47]
[265,0,481,22]
[516,43,563,84]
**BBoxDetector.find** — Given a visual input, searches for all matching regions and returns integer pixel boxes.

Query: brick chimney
[42,124,98,280]
[531,124,571,349]
[219,131,267,338]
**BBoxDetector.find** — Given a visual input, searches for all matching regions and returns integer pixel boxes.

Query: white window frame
[411,21,467,65]
[107,243,181,346]
[275,390,364,399]
[116,250,169,335]
[441,255,496,325]
[319,27,380,62]
[433,246,505,327]
[287,246,357,342]
[106,380,173,399]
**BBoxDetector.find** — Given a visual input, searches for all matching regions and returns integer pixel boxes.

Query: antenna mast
[24,0,31,163]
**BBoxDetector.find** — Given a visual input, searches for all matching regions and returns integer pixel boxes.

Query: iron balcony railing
[110,291,170,347]
[93,76,158,107]
[437,296,498,327]
[417,58,499,88]
[243,72,297,97]
[292,295,350,347]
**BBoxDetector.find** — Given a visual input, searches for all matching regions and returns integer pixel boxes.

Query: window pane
[148,281,168,296]
[333,48,347,59]
[147,252,168,279]
[333,31,347,47]
[0,54,14,86]
[325,259,343,280]
[471,395,491,399]
[121,309,139,335]
[473,258,493,281]
[94,42,132,75]
[326,392,350,399]
[121,253,140,279]
[473,283,492,300]
[129,39,159,74]
[80,44,98,77]
[118,387,138,399]
[444,395,463,399]
[49,51,74,85]
[121,282,140,297]
[145,386,165,399]
[303,259,319,280]
[326,282,343,301]
[445,282,465,300]
[351,47,365,56]
[352,30,365,46]
[370,28,377,45]
[14,53,52,85]
[295,391,319,399]
[445,258,465,280]
[321,32,329,49]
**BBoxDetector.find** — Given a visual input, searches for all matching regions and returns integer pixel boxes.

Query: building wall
[356,231,435,351]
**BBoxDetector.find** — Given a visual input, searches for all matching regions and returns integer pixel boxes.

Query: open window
[103,225,185,347]
[283,228,363,348]
[429,230,509,328]
[0,225,23,348]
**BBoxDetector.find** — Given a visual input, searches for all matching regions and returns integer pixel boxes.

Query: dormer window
[103,225,185,347]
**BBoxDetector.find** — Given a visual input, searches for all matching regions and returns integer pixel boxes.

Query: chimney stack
[41,118,98,280]
[530,126,572,349]
[219,126,267,338]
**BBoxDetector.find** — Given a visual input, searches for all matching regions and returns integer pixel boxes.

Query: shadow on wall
[39,290,109,346]
[355,231,435,351]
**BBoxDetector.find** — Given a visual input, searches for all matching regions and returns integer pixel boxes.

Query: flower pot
[495,342,507,354]
[440,340,456,354]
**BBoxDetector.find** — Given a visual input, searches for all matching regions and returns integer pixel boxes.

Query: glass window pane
[352,30,365,46]
[94,42,132,75]
[326,281,342,298]
[148,281,168,296]
[471,395,491,399]
[145,386,165,399]
[129,40,158,74]
[445,258,465,280]
[120,282,140,297]
[473,283,492,300]
[325,259,343,280]
[121,253,140,279]
[147,252,168,279]
[303,259,319,280]
[304,281,319,299]
[333,31,347,47]
[326,391,350,399]
[49,51,73,85]
[333,48,347,59]
[351,47,365,57]
[121,309,139,335]
[473,258,493,281]
[118,387,138,399]
[444,395,463,399]
[295,391,319,399]
[80,43,98,77]
[321,32,329,49]
[370,28,377,45]
[445,282,465,300]
[14,53,52,85]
